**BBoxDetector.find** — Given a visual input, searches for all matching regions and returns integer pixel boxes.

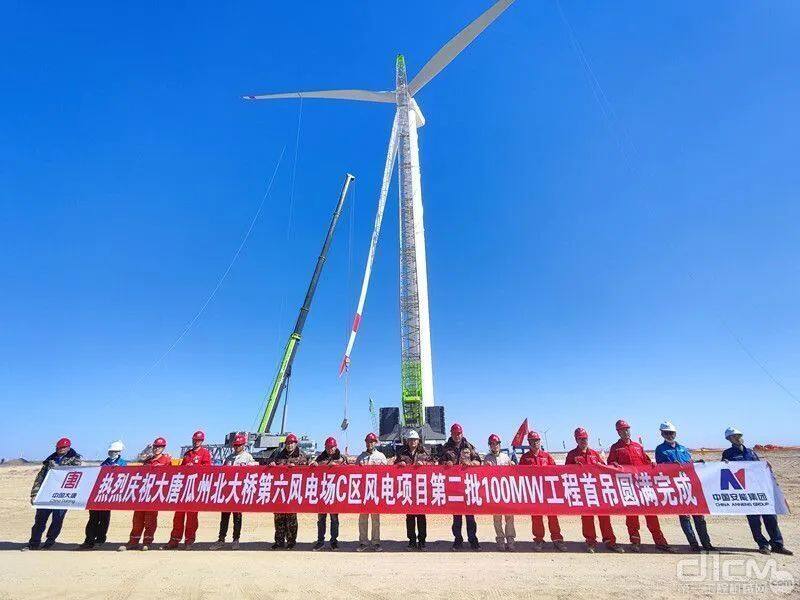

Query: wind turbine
[245,0,516,432]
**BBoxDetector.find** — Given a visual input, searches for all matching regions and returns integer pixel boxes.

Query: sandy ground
[0,451,797,599]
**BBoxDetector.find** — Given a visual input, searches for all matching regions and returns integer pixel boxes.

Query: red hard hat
[232,433,247,447]
[55,437,71,449]
[450,423,463,434]
[325,436,337,449]
[574,427,589,440]
[192,430,205,441]
[527,430,541,441]
[488,434,501,445]
[365,432,378,443]
[285,433,298,444]
[615,419,630,431]
[153,437,167,447]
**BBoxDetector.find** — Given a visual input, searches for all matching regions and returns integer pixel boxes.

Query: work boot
[271,542,285,550]
[758,545,771,555]
[141,545,149,552]
[533,540,544,552]
[417,541,425,552]
[22,544,39,552]
[118,543,138,552]
[554,541,567,552]
[586,544,596,554]
[690,544,702,553]
[451,541,463,551]
[772,546,793,556]
[372,544,383,552]
[702,544,718,552]
[161,540,180,550]
[313,541,325,551]
[75,542,94,551]
[41,540,55,550]
[606,543,624,553]
[183,542,194,551]
[629,543,641,553]
[506,541,515,552]
[356,544,369,552]
[209,540,226,551]
[286,542,296,550]
[231,540,240,551]
[656,544,676,554]
[470,541,482,552]
[330,540,338,551]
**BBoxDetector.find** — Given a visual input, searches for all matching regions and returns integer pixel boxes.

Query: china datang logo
[61,471,83,489]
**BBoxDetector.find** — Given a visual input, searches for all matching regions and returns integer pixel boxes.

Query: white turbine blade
[408,0,516,96]
[339,112,399,376]
[243,89,396,103]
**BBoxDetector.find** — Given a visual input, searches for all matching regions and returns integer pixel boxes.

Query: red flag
[511,418,529,447]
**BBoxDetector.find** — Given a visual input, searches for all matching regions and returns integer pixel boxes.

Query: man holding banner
[24,437,82,551]
[442,423,482,551]
[482,433,516,551]
[77,440,126,550]
[268,433,308,549]
[164,430,211,550]
[520,431,566,552]
[608,420,674,553]
[722,427,793,556]
[355,433,387,551]
[565,428,624,553]
[655,421,715,552]
[210,433,256,551]
[119,437,171,551]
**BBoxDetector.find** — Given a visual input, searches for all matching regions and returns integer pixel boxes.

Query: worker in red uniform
[607,419,674,553]
[565,427,624,553]
[519,431,566,551]
[163,430,211,550]
[119,437,171,551]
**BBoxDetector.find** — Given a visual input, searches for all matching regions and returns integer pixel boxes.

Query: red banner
[85,464,709,515]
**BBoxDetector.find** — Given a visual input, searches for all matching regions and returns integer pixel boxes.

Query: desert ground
[0,450,797,599]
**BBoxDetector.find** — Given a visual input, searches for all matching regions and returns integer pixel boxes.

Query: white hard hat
[108,440,125,452]
[405,430,420,440]
[659,421,677,433]
[724,427,743,439]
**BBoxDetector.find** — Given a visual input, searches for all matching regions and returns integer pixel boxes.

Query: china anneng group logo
[720,468,746,491]
[62,471,83,489]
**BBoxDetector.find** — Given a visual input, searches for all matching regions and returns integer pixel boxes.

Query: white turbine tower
[245,0,515,429]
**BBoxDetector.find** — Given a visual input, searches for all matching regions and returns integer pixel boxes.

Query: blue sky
[2,1,799,459]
